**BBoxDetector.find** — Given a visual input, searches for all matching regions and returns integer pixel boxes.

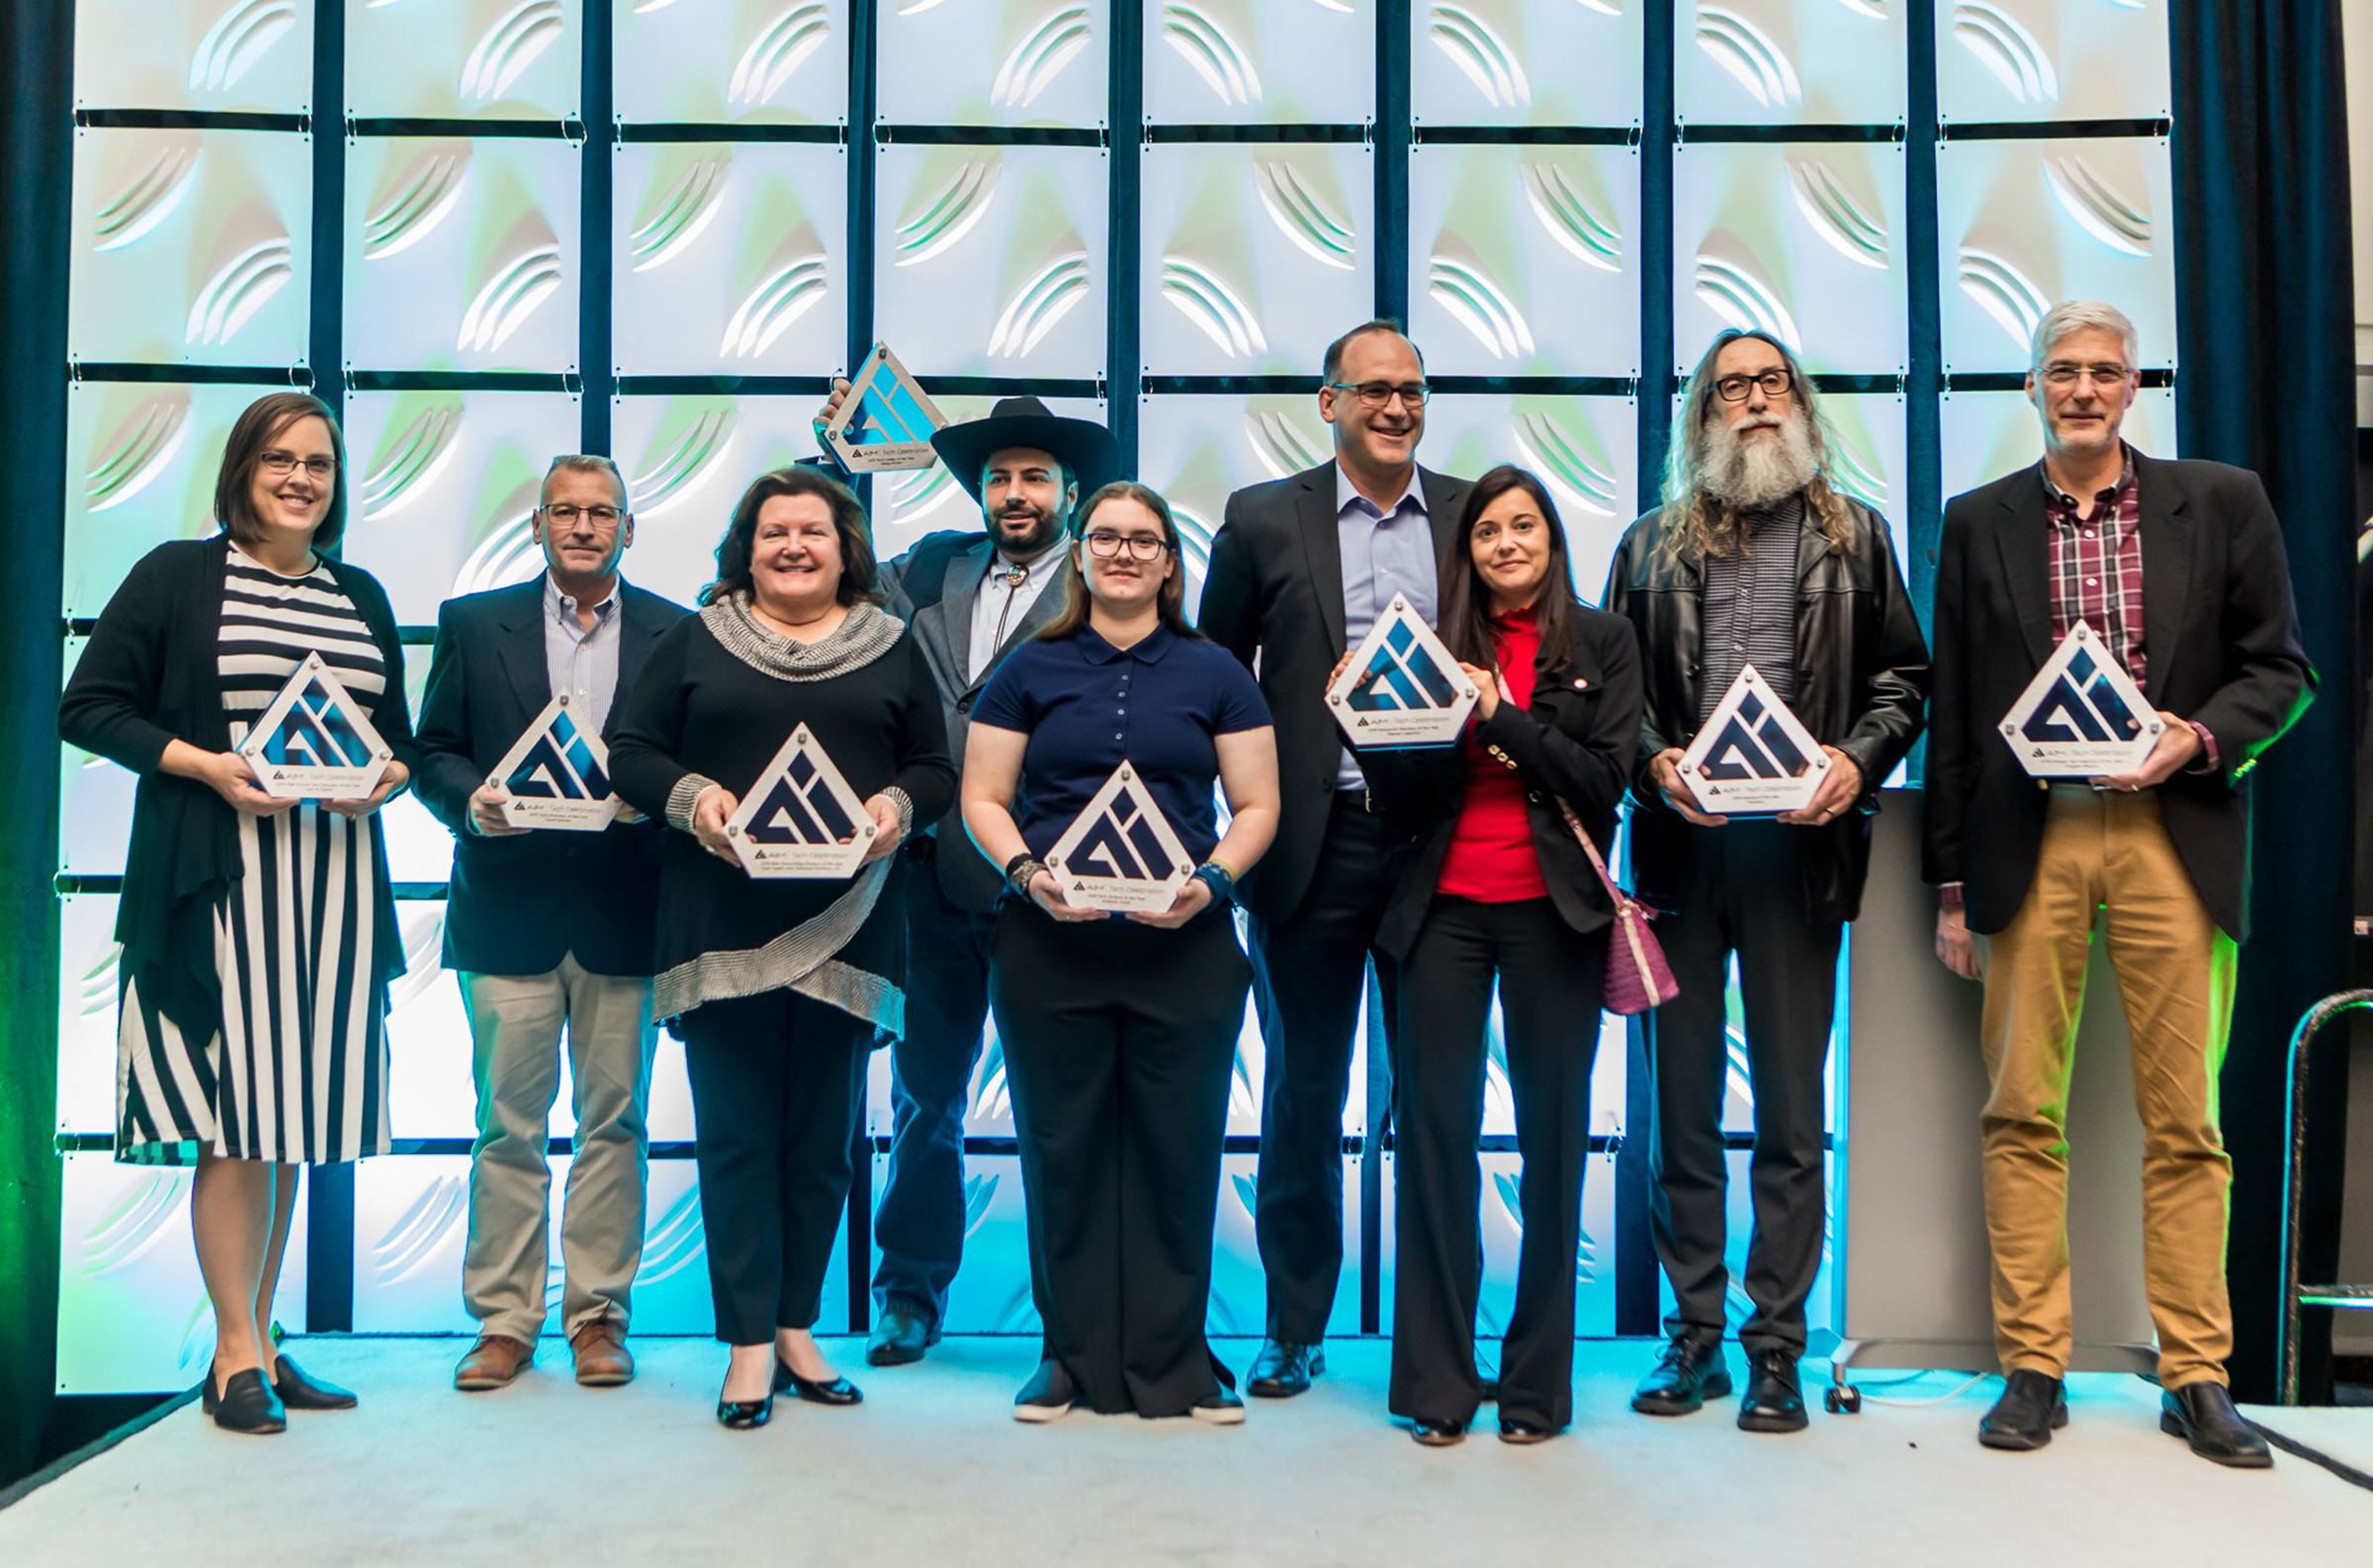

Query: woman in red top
[1357,464,1642,1445]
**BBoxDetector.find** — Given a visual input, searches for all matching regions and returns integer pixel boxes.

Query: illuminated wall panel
[1422,394,1639,594]
[1677,0,1905,127]
[63,382,275,618]
[1410,0,1643,130]
[345,0,583,121]
[878,0,1110,130]
[608,393,844,603]
[1936,0,2170,126]
[1143,0,1375,126]
[74,0,315,115]
[611,0,852,126]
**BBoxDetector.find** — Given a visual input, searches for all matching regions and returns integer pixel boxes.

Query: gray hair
[2029,301,2139,374]
[542,454,630,510]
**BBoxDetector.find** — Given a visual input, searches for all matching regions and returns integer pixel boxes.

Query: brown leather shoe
[454,1334,534,1392]
[571,1322,635,1388]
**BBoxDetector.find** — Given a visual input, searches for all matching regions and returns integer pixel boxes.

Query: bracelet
[1189,861,1236,905]
[1005,854,1048,899]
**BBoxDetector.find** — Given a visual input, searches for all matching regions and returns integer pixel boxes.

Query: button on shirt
[545,574,623,736]
[1697,494,1802,723]
[972,624,1273,864]
[2042,447,2146,686]
[968,546,1068,683]
[1335,466,1437,789]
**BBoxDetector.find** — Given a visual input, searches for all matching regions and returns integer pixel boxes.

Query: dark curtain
[2170,0,2357,1403]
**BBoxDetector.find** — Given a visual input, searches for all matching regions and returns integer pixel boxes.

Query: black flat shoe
[716,1395,773,1430]
[270,1354,357,1412]
[1409,1417,1466,1447]
[1246,1340,1324,1399]
[204,1366,287,1435]
[2159,1381,2273,1469]
[774,1357,863,1407]
[1498,1417,1556,1444]
[1978,1369,2067,1451]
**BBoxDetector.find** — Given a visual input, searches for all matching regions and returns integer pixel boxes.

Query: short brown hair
[700,465,883,610]
[1036,481,1198,642]
[215,392,350,551]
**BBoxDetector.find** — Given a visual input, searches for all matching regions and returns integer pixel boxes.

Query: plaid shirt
[2043,447,2146,686]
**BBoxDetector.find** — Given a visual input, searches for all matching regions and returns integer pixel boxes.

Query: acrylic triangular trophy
[821,342,946,473]
[486,694,620,831]
[724,724,876,878]
[1325,593,1478,748]
[1999,620,2164,777]
[1044,762,1195,914]
[1676,664,1829,816]
[236,652,393,800]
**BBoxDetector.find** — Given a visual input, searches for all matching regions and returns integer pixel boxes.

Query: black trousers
[1390,897,1606,1431]
[990,905,1249,1417]
[1247,794,1410,1342]
[679,989,869,1346]
[870,847,997,1325]
[1644,821,1841,1355]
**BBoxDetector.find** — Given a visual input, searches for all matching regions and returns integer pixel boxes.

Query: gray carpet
[3,1338,2365,1566]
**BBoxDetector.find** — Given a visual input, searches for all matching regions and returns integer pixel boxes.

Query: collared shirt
[1335,463,1436,789]
[968,544,1068,682]
[973,623,1272,864]
[545,573,624,736]
[2043,445,2146,686]
[1697,494,1803,722]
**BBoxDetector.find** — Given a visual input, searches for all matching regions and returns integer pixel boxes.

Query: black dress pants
[679,988,869,1346]
[870,846,997,1325]
[1247,794,1410,1342]
[1644,820,1841,1355]
[1389,897,1606,1431]
[990,905,1249,1417]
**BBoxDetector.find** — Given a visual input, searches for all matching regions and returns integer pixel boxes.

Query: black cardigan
[58,535,419,1037]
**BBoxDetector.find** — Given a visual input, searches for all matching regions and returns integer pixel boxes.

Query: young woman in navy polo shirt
[961,481,1279,1425]
[1356,464,1643,1446]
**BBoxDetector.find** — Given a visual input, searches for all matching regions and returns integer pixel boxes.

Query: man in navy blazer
[414,455,689,1394]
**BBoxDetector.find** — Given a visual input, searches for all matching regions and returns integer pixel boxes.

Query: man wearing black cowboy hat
[814,385,1123,1366]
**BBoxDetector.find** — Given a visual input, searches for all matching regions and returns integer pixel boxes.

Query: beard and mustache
[1701,408,1819,511]
[990,497,1063,558]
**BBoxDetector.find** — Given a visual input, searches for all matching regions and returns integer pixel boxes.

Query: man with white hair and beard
[1602,329,1928,1433]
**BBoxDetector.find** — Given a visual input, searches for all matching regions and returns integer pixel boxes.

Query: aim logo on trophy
[1045,763,1193,914]
[1677,664,1828,816]
[725,724,876,878]
[486,694,621,831]
[821,341,946,473]
[1325,593,1477,748]
[237,653,393,800]
[1999,620,2163,776]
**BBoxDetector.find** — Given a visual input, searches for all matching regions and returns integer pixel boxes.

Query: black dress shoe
[270,1354,358,1412]
[1630,1335,1731,1416]
[716,1394,773,1430]
[1013,1359,1079,1424]
[1246,1340,1324,1399]
[1498,1417,1556,1445]
[1408,1417,1466,1447]
[1978,1368,2067,1450]
[2160,1380,2273,1469]
[773,1357,863,1407]
[204,1366,287,1435]
[865,1303,935,1367]
[1737,1349,1808,1434]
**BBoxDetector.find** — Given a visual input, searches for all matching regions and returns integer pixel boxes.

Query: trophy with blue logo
[237,653,393,800]
[1326,593,1478,748]
[487,694,621,831]
[725,724,876,878]
[821,342,945,473]
[1045,762,1194,914]
[1999,621,2163,777]
[1677,664,1828,816]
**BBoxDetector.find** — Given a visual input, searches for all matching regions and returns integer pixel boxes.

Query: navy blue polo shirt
[972,623,1272,862]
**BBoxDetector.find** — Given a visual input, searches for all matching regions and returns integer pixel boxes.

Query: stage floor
[3,1338,2365,1566]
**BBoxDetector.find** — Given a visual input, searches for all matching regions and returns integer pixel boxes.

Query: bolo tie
[989,561,1029,653]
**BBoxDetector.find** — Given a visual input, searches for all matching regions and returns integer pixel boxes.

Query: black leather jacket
[1600,497,1930,924]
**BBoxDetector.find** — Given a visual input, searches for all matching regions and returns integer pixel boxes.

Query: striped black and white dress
[117,545,393,1166]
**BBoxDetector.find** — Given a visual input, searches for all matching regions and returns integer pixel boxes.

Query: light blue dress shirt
[544,573,624,737]
[1333,464,1435,789]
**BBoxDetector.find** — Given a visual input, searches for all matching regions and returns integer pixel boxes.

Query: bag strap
[1556,802,1628,908]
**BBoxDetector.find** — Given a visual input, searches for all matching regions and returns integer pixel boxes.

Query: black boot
[2159,1381,2273,1469]
[1630,1335,1732,1416]
[1978,1369,2066,1451]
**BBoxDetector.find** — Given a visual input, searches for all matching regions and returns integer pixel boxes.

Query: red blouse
[1436,605,1550,902]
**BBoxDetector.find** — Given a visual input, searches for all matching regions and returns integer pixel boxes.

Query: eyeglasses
[1712,369,1794,403]
[258,451,337,479]
[1082,531,1170,562]
[1325,381,1432,410]
[2039,362,2133,389]
[543,503,625,526]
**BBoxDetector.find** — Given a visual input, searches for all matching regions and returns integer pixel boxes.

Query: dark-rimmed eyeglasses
[1325,381,1431,410]
[1713,369,1794,403]
[259,451,337,479]
[1082,531,1170,562]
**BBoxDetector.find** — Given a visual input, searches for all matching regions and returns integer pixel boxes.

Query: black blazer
[1362,606,1644,962]
[1198,459,1473,922]
[1923,452,2315,939]
[881,529,1070,914]
[58,535,418,1038]
[412,577,688,976]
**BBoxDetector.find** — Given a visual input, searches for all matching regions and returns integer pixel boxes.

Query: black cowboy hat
[929,395,1124,505]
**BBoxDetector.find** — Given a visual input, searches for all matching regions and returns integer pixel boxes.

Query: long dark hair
[1035,480,1199,641]
[215,392,350,551]
[1437,464,1580,677]
[700,465,883,609]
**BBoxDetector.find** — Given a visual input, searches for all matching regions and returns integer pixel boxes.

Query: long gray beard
[1702,413,1818,511]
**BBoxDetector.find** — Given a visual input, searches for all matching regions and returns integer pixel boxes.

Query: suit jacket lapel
[931,542,990,684]
[2135,455,2194,705]
[974,563,1067,690]
[1993,475,2054,668]
[1298,466,1348,651]
[493,579,552,728]
[607,583,667,740]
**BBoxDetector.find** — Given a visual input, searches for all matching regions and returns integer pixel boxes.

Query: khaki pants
[460,956,657,1344]
[1978,785,2238,1388]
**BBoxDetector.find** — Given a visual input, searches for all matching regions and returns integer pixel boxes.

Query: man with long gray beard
[1602,330,1928,1433]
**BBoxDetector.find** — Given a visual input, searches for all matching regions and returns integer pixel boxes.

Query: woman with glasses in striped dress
[61,392,416,1435]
